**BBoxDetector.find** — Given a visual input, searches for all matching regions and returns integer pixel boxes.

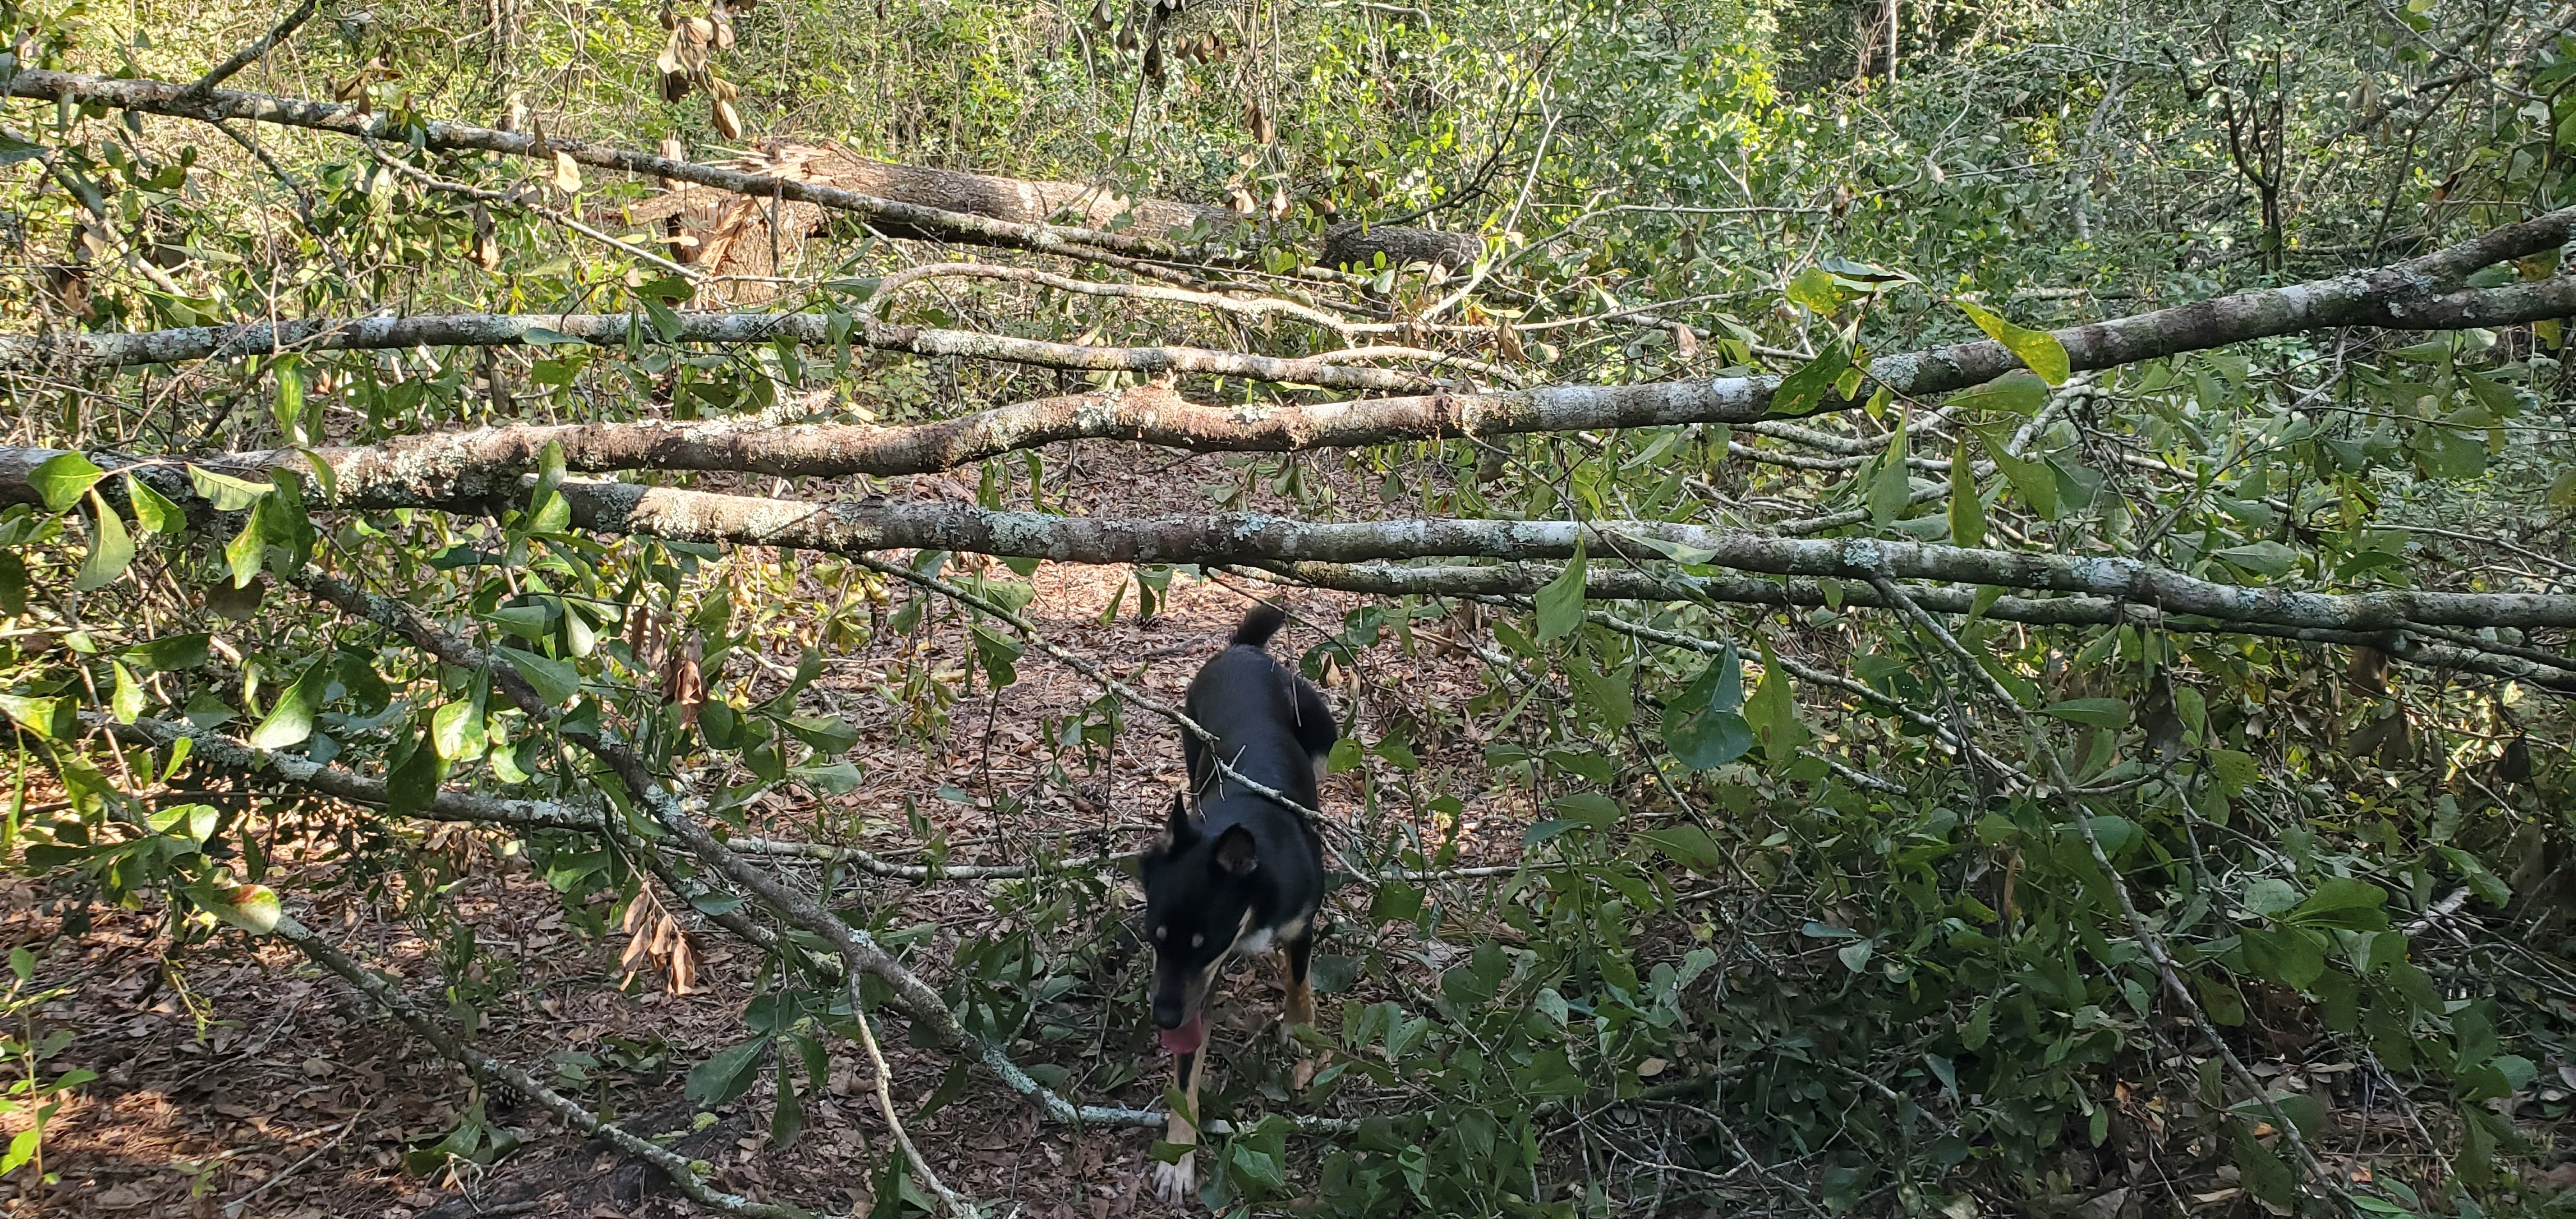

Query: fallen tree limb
[0,69,1197,268]
[0,309,1446,393]
[9,456,2570,639]
[1234,559,2576,691]
[13,457,2573,639]
[622,139,1469,278]
[10,240,2572,507]
[518,487,2576,632]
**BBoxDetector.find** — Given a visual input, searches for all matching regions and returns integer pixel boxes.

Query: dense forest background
[0,0,2573,1215]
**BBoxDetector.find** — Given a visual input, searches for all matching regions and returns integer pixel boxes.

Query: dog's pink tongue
[1160,1014,1205,1055]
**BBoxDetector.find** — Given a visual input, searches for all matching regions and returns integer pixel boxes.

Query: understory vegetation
[1,0,2573,1214]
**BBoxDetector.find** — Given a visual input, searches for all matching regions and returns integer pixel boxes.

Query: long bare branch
[1237,560,2576,692]
[14,462,2574,639]
[521,486,2576,632]
[0,309,1446,392]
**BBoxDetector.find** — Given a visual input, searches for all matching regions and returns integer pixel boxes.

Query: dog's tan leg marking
[1280,945,1324,1091]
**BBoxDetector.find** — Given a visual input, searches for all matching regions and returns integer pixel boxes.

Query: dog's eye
[1191,933,1204,947]
[1153,926,1167,941]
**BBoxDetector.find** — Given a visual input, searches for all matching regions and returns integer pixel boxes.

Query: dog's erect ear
[1211,824,1259,876]
[1162,793,1196,848]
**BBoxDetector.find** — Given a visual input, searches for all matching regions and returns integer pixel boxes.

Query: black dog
[1138,604,1336,1202]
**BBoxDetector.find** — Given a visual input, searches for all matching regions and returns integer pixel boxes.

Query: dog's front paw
[1153,1151,1198,1206]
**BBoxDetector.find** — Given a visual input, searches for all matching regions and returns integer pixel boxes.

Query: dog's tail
[1230,604,1289,649]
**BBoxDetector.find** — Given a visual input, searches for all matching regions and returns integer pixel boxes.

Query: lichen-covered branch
[0,309,1443,393]
[514,486,2576,632]
[1236,560,2576,691]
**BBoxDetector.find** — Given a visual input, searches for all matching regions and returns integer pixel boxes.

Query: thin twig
[274,916,804,1219]
[175,0,321,103]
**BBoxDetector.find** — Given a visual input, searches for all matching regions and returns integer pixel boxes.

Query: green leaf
[1565,652,1632,731]
[1837,940,1876,972]
[1771,341,1853,417]
[1786,265,1850,314]
[247,661,329,749]
[1370,880,1425,922]
[1867,418,1912,528]
[2437,845,2512,906]
[110,659,144,724]
[782,714,861,755]
[1622,532,1722,565]
[208,882,281,935]
[1744,640,1807,763]
[1664,645,1752,769]
[2285,877,2389,931]
[790,760,864,793]
[1957,300,2071,385]
[187,464,275,511]
[1229,1142,1285,1189]
[72,491,135,591]
[484,603,551,640]
[1534,540,1588,641]
[125,474,184,535]
[27,452,103,511]
[1948,440,1986,548]
[272,360,308,444]
[1943,370,2051,415]
[769,1070,805,1149]
[686,1038,769,1107]
[497,647,581,706]
[224,498,269,588]
[1639,825,1726,873]
[521,325,588,346]
[1666,707,1751,769]
[1968,423,2057,518]
[2242,878,2300,917]
[969,622,1023,687]
[2041,697,2129,728]
[2207,748,2258,795]
[123,634,210,672]
[385,725,445,818]
[1547,792,1623,829]
[2215,540,2297,579]
[432,700,489,762]
[2239,926,2326,990]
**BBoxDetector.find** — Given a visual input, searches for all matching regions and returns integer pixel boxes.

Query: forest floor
[9,438,1549,1218]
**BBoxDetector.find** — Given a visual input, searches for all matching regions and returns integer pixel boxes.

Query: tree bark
[0,69,1174,262]
[1236,560,2576,691]
[11,265,2573,507]
[0,69,1475,277]
[14,445,2576,632]
[620,140,1234,241]
[0,309,1441,392]
[1319,222,1479,272]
